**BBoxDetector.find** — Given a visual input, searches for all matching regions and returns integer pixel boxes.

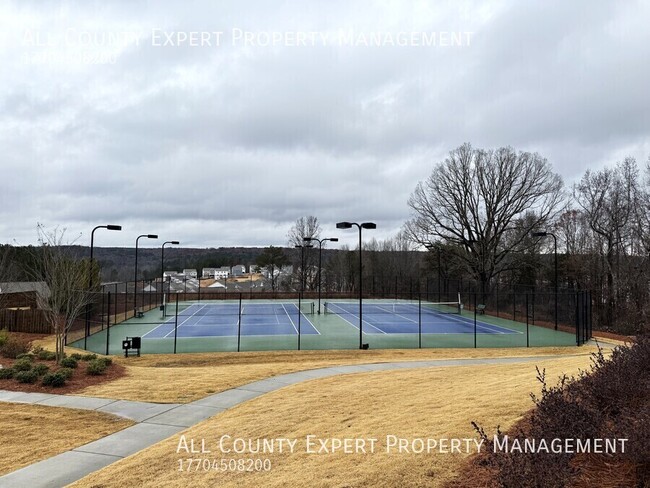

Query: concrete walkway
[0,354,585,488]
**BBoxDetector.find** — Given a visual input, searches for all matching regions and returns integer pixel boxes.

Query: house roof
[0,281,51,297]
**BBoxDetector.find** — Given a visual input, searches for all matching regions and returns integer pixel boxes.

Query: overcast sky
[1,1,649,250]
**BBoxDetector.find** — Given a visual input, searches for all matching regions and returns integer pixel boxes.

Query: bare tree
[287,216,321,290]
[0,245,11,310]
[574,157,641,328]
[405,143,564,294]
[30,225,96,363]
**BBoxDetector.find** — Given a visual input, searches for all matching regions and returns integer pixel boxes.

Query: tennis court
[143,302,319,338]
[74,297,579,354]
[323,301,519,335]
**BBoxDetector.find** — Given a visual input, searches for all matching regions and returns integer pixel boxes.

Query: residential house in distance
[183,269,198,279]
[231,265,246,277]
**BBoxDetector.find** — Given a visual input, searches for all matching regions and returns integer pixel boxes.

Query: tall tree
[574,157,641,328]
[405,143,564,295]
[255,246,289,292]
[287,216,321,290]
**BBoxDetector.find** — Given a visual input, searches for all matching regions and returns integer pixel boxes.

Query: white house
[183,269,198,278]
[231,265,246,277]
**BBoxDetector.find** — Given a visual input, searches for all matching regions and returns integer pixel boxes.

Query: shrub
[0,367,15,379]
[82,353,98,361]
[15,353,34,361]
[15,370,38,384]
[31,345,44,356]
[57,367,74,379]
[32,364,50,376]
[37,350,57,361]
[60,357,78,369]
[13,358,33,372]
[86,359,107,376]
[0,335,31,359]
[0,330,8,347]
[70,353,83,361]
[42,371,67,387]
[98,357,112,367]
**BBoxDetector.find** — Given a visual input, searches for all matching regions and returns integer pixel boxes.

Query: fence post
[418,293,422,349]
[237,294,242,352]
[298,293,302,351]
[526,293,530,348]
[473,293,477,348]
[105,292,111,355]
[173,298,178,354]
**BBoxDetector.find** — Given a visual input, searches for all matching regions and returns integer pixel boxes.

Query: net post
[237,293,242,352]
[105,292,111,355]
[173,298,179,354]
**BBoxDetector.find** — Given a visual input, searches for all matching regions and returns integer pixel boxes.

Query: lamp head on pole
[171,240,180,245]
[106,225,122,231]
[328,238,339,242]
[360,222,377,229]
[336,222,352,229]
[532,231,548,237]
[303,237,313,242]
[147,234,158,239]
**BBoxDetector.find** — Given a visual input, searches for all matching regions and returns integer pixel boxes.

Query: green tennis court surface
[73,298,578,355]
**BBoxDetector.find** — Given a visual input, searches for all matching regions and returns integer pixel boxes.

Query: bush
[15,353,34,361]
[0,330,8,347]
[86,359,107,376]
[57,367,74,379]
[0,335,31,359]
[98,357,112,367]
[42,371,67,387]
[60,357,78,369]
[70,353,83,361]
[82,353,98,361]
[31,345,44,355]
[32,363,50,376]
[13,358,33,372]
[0,367,15,379]
[15,370,38,384]
[37,350,57,361]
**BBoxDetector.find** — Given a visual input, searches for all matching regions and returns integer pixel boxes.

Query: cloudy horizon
[1,1,649,250]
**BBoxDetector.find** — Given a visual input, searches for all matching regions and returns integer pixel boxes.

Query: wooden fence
[0,308,52,334]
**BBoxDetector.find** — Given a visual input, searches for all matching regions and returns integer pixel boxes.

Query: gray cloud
[1,0,648,248]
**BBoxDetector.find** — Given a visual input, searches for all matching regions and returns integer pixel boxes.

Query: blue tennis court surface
[324,301,519,335]
[143,303,320,339]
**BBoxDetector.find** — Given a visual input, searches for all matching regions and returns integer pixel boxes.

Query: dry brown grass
[69,355,593,488]
[0,402,133,476]
[78,346,600,403]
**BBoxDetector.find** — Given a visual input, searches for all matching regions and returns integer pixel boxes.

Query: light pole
[532,231,558,330]
[161,240,180,306]
[294,243,313,292]
[85,224,121,349]
[336,221,376,349]
[134,234,158,316]
[303,236,338,314]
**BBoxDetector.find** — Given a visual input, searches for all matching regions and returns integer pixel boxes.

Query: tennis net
[323,301,461,316]
[173,301,315,316]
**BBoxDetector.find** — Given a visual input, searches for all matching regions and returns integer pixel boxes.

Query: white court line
[163,304,210,338]
[281,303,299,335]
[325,303,387,334]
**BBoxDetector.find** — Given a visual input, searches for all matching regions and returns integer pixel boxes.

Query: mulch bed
[0,357,127,395]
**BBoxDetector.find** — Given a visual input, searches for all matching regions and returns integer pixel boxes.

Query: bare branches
[405,143,565,290]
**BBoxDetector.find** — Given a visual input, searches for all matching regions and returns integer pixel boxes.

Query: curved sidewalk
[0,354,577,488]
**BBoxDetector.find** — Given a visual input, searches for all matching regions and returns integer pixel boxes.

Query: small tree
[255,246,289,292]
[31,225,96,363]
[287,216,321,290]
